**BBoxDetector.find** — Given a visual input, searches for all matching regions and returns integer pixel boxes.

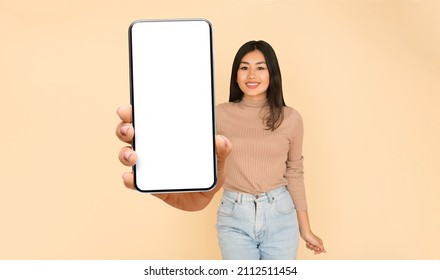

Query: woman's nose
[248,70,256,79]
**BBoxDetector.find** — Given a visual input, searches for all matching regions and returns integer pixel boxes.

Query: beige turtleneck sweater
[216,97,307,211]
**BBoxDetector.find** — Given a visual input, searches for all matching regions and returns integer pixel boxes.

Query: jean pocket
[217,200,237,217]
[273,196,295,214]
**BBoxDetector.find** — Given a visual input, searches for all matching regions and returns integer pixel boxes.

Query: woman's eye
[257,66,266,70]
[240,66,248,70]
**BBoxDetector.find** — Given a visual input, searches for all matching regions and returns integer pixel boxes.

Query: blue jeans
[216,186,299,260]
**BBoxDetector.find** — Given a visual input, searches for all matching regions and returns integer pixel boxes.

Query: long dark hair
[229,40,286,131]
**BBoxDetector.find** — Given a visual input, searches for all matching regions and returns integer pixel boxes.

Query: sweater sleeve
[285,111,308,211]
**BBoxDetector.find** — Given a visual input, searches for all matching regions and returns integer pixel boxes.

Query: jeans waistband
[223,185,288,203]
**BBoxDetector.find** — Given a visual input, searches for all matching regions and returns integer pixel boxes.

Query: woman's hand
[296,210,326,255]
[115,105,137,186]
[301,231,326,255]
[115,105,231,211]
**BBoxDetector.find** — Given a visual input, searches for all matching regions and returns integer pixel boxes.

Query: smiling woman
[117,40,326,259]
[215,40,325,259]
[229,41,286,132]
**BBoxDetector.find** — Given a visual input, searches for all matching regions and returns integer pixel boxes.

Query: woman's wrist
[297,210,312,237]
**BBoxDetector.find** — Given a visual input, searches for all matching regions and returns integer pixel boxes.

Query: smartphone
[128,19,217,193]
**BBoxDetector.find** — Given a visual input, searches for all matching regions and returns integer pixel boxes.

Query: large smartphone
[129,19,217,193]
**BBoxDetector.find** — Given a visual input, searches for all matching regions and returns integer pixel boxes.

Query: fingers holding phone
[116,105,137,189]
[116,105,134,143]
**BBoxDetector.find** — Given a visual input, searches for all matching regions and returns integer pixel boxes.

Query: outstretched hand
[116,105,232,211]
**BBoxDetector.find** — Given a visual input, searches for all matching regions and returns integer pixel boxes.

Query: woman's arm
[297,210,326,254]
[283,110,326,254]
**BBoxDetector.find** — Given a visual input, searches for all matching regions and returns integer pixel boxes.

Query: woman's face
[236,50,270,101]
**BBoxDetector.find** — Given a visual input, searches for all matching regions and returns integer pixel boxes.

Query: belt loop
[235,192,239,203]
[267,190,275,203]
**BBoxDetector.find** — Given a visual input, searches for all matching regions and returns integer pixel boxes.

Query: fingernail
[120,125,130,136]
[123,152,132,161]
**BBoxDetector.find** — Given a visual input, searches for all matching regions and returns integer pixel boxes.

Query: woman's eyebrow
[240,61,267,65]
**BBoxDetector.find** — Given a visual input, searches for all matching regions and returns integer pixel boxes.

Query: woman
[116,40,325,259]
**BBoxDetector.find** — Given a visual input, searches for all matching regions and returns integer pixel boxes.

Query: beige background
[1,0,439,259]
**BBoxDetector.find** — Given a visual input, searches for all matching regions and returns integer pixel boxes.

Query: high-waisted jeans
[216,186,299,260]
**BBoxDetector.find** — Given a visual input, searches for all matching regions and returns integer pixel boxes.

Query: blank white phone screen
[129,19,216,192]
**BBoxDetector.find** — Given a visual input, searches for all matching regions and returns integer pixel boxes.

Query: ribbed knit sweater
[216,97,307,211]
